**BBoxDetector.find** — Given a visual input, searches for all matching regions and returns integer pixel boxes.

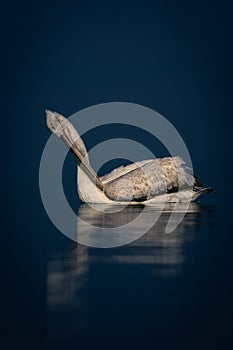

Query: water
[45,203,232,350]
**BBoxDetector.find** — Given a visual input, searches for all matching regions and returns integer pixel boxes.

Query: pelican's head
[45,110,67,137]
[45,108,104,191]
[45,109,89,159]
[45,109,87,157]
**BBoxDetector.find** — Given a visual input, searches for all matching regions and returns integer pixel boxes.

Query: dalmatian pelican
[46,110,214,204]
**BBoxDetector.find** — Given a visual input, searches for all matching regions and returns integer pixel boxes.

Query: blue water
[44,203,232,350]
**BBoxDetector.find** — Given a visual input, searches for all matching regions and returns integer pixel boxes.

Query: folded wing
[102,157,194,202]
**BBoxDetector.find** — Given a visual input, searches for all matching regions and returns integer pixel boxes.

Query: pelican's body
[78,158,211,204]
[46,111,214,204]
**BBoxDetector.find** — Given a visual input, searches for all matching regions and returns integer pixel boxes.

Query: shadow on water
[47,203,216,349]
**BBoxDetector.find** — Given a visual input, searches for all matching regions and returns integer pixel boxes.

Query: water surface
[45,203,231,349]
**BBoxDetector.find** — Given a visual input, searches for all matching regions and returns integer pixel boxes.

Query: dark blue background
[2,1,233,349]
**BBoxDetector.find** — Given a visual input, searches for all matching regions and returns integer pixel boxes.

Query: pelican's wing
[103,157,195,202]
[100,159,154,184]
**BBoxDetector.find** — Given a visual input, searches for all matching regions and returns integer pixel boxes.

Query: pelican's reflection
[76,202,202,248]
[77,202,204,270]
[47,203,215,341]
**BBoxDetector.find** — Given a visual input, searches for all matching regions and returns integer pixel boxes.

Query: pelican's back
[102,157,195,202]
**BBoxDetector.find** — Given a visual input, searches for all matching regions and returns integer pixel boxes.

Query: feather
[103,157,195,202]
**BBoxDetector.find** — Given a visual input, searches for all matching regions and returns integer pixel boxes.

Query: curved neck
[77,167,111,203]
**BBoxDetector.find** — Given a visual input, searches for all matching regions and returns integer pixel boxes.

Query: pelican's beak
[70,146,104,190]
[61,135,104,191]
[46,110,104,191]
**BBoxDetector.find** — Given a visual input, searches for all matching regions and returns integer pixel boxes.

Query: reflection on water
[47,203,215,346]
[76,203,204,247]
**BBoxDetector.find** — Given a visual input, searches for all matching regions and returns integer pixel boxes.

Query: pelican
[46,110,214,204]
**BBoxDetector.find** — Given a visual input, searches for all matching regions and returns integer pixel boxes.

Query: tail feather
[193,187,215,201]
[193,174,203,190]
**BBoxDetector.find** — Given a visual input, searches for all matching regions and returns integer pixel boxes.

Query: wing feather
[103,157,194,202]
[100,159,154,184]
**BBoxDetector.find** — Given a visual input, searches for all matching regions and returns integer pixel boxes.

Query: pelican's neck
[77,166,112,203]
